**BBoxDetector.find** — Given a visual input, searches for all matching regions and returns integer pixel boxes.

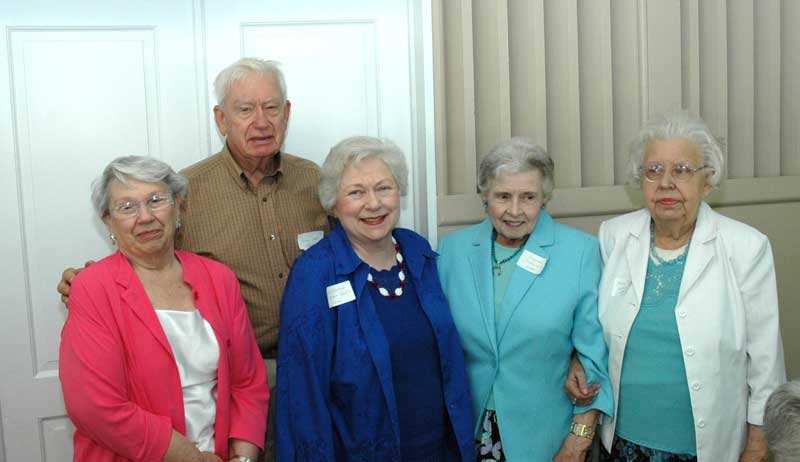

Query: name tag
[611,278,630,296]
[297,230,324,250]
[326,281,356,308]
[517,250,547,275]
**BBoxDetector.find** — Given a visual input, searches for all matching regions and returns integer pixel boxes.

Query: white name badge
[611,278,630,296]
[297,230,324,250]
[517,250,547,275]
[326,281,356,308]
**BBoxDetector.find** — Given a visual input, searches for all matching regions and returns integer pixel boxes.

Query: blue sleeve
[572,237,615,418]
[275,256,337,462]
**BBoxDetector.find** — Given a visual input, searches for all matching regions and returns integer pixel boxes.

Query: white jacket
[598,202,785,461]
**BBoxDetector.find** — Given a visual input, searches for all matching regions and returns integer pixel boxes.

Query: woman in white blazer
[568,112,785,462]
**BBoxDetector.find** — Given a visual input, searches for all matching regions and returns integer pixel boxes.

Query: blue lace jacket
[275,224,474,462]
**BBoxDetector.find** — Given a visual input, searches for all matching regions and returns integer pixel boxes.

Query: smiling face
[103,178,178,261]
[483,169,546,247]
[213,72,291,168]
[333,156,401,251]
[641,137,712,228]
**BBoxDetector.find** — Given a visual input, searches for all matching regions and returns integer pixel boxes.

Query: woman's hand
[552,434,592,462]
[57,261,94,305]
[199,452,223,462]
[739,424,768,462]
[564,353,600,406]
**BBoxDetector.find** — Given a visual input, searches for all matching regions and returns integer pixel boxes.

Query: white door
[0,1,434,460]
[201,0,434,232]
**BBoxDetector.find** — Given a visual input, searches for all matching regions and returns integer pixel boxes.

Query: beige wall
[433,0,800,378]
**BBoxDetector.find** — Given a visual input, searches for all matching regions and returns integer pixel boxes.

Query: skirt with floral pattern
[476,410,506,462]
[600,436,697,462]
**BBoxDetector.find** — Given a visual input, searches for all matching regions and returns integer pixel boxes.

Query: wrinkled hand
[58,261,93,305]
[564,354,599,406]
[199,451,223,462]
[553,434,592,462]
[739,447,768,462]
[739,425,768,462]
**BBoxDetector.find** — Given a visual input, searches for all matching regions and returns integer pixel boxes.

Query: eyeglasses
[110,194,174,217]
[639,162,712,182]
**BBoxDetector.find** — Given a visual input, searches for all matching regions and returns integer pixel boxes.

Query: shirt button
[278,272,284,279]
[697,419,705,428]
[678,310,687,318]
[692,382,701,391]
[270,234,276,240]
[685,347,695,356]
[262,197,268,202]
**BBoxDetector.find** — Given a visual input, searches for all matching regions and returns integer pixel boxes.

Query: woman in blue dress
[276,136,474,462]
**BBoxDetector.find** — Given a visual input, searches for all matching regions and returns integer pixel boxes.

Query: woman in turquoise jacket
[437,138,614,462]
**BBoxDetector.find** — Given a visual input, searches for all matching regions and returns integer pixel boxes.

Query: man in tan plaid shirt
[58,58,330,461]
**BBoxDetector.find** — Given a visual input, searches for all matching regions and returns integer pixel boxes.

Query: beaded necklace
[366,237,406,298]
[491,230,525,275]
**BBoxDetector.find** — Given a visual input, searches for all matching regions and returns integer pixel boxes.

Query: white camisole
[155,309,220,452]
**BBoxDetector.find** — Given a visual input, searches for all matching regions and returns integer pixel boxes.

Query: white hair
[318,136,408,211]
[627,111,725,187]
[213,57,287,107]
[478,137,555,201]
[91,156,187,217]
[764,380,800,462]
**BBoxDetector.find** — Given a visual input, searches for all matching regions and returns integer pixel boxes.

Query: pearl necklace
[366,237,405,298]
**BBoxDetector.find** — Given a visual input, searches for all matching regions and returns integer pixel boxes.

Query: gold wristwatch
[570,422,596,439]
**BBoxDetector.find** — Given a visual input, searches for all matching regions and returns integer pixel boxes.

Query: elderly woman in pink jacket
[59,156,268,462]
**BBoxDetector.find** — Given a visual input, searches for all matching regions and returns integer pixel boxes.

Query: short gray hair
[91,156,187,217]
[214,57,287,107]
[627,111,725,187]
[764,380,800,462]
[478,137,555,200]
[318,136,408,211]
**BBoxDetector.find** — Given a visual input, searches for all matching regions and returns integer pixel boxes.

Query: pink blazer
[60,250,268,461]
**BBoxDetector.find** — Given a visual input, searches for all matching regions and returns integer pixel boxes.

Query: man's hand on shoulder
[58,261,94,306]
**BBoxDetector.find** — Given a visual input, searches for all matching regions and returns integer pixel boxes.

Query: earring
[109,233,117,245]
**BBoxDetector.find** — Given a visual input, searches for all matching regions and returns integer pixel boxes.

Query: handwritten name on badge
[326,281,356,308]
[297,230,324,250]
[611,278,630,296]
[517,250,547,275]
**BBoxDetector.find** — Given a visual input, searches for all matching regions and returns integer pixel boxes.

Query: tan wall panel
[754,0,781,177]
[782,0,800,176]
[727,0,755,179]
[577,0,614,187]
[508,0,547,145]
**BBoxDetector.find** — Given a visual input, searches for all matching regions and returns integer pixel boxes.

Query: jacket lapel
[678,202,717,304]
[330,225,401,446]
[626,214,651,305]
[495,210,554,345]
[114,252,174,356]
[468,220,499,354]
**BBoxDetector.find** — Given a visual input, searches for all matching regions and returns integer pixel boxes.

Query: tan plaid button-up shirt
[176,146,330,357]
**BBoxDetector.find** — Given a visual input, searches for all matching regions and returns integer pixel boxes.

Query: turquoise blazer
[437,211,614,461]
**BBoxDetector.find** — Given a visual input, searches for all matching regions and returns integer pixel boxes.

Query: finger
[61,294,69,306]
[574,369,590,395]
[84,260,94,268]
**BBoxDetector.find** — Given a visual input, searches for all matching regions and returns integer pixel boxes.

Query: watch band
[231,456,254,462]
[570,422,596,439]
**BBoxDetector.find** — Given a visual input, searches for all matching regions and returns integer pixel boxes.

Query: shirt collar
[220,143,283,190]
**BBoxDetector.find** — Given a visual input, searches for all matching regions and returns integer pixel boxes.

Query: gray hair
[627,111,725,187]
[478,137,555,201]
[214,57,287,107]
[91,156,187,217]
[318,136,408,211]
[764,380,800,462]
